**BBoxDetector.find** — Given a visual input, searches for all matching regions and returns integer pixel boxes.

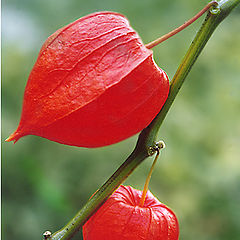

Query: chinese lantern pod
[7,12,169,147]
[83,185,179,240]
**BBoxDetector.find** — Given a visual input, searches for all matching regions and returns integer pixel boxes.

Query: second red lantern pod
[83,185,179,240]
[7,12,169,148]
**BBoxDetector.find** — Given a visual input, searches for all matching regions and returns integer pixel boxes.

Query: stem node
[43,231,52,240]
[147,140,165,156]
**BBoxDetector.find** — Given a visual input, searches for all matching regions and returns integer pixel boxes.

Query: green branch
[45,0,240,239]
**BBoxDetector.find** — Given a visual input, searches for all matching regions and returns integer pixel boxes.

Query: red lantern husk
[6,12,169,147]
[83,185,179,240]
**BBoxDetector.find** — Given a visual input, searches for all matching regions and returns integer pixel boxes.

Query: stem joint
[43,231,52,240]
[148,140,165,156]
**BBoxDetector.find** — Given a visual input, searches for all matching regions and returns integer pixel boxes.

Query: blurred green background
[2,0,240,239]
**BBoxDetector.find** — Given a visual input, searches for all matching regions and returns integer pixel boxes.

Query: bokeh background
[2,0,240,239]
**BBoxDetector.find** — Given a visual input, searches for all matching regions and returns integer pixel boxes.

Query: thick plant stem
[47,0,240,239]
[142,0,240,148]
[48,141,149,240]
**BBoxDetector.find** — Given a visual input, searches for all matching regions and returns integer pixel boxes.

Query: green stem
[49,141,149,240]
[143,0,240,147]
[47,0,239,239]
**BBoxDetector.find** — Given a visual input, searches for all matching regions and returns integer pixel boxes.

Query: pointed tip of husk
[5,131,22,144]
